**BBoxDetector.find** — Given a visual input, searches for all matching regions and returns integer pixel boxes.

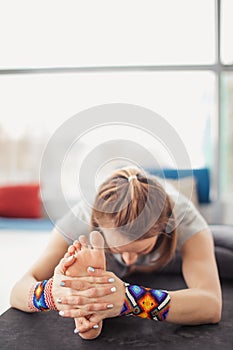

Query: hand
[57,268,126,324]
[51,249,103,338]
[52,254,78,312]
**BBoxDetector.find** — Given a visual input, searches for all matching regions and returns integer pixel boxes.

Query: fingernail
[107,304,114,308]
[60,281,65,287]
[92,324,99,329]
[59,311,65,316]
[88,266,95,272]
[111,286,117,292]
[57,298,62,303]
[74,328,79,334]
[108,278,115,283]
[73,240,79,244]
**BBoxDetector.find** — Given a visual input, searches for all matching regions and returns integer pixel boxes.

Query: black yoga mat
[1,273,232,350]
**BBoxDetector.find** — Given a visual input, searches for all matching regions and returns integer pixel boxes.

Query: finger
[58,308,92,318]
[54,255,76,274]
[74,318,102,334]
[74,317,97,334]
[87,267,105,276]
[83,303,114,312]
[77,285,117,298]
[58,295,114,312]
[58,286,116,304]
[60,275,115,289]
[61,255,76,270]
[59,279,92,291]
[89,314,103,324]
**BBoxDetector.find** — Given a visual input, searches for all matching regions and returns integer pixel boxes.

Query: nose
[122,252,138,265]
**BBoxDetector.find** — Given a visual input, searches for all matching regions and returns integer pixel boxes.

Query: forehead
[100,226,134,248]
[97,217,149,246]
[100,227,158,253]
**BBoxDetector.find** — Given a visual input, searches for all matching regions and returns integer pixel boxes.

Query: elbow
[211,306,222,324]
[209,297,222,324]
[10,282,24,311]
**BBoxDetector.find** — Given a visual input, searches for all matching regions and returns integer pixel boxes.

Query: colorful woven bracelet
[28,278,58,312]
[120,283,170,321]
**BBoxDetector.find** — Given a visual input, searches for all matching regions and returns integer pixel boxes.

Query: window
[221,73,233,195]
[221,0,233,64]
[0,0,215,68]
[0,1,232,222]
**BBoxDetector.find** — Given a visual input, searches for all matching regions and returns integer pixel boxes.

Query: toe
[90,231,105,250]
[79,235,88,249]
[73,240,81,252]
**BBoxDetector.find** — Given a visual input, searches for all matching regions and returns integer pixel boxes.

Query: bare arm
[166,228,222,324]
[10,228,69,312]
[63,228,222,326]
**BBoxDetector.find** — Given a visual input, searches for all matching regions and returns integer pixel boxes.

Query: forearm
[167,288,221,325]
[10,274,39,312]
[120,283,221,325]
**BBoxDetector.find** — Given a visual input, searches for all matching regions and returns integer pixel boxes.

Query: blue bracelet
[120,283,171,321]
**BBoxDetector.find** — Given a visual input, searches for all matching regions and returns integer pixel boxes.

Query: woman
[10,167,222,340]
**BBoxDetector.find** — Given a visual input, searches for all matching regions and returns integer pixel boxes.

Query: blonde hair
[91,167,177,271]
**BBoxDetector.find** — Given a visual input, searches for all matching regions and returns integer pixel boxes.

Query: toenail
[107,304,114,308]
[93,324,99,329]
[111,287,117,292]
[74,328,79,334]
[60,281,65,287]
[108,278,115,283]
[57,298,62,303]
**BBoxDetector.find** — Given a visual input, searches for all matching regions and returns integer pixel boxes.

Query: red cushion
[0,183,41,218]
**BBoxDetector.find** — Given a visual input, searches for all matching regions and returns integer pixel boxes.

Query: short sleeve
[172,193,209,250]
[55,200,92,245]
[152,175,209,250]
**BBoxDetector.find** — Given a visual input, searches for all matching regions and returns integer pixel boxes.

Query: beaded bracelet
[28,278,58,312]
[120,283,170,321]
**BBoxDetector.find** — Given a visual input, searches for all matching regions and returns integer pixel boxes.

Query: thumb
[55,255,76,275]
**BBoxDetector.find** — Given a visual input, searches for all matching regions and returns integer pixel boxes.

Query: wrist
[120,283,171,321]
[28,278,58,312]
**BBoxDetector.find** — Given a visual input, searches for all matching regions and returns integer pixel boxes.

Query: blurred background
[0,0,233,223]
[0,0,233,316]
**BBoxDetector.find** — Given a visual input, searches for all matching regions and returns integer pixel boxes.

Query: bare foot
[65,231,106,339]
[66,231,106,277]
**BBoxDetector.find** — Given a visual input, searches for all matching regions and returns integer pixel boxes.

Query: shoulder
[149,175,208,250]
[55,199,92,245]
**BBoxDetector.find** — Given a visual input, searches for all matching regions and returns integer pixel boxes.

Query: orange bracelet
[120,283,170,321]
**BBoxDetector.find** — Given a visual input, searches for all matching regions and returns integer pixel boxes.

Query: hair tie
[128,175,137,183]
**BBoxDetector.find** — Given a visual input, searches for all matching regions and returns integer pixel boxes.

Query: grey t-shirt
[56,176,208,276]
